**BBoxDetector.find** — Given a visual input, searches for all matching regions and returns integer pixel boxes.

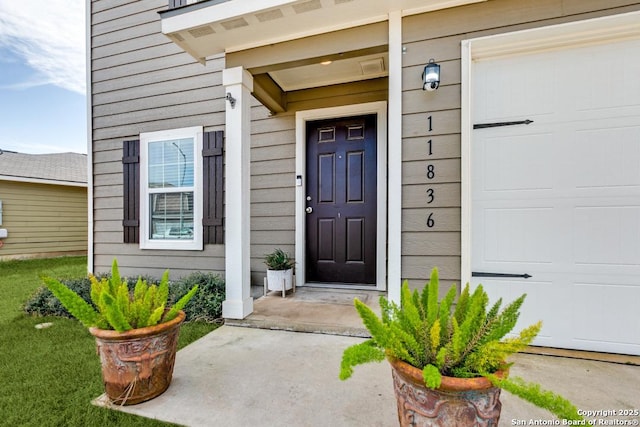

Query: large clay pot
[388,357,504,427]
[89,311,185,405]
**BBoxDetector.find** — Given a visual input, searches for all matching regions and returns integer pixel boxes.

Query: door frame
[295,101,387,290]
[460,10,640,286]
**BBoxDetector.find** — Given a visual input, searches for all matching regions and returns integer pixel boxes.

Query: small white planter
[266,269,294,297]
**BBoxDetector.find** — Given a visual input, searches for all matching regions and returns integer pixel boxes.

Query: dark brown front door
[305,114,377,285]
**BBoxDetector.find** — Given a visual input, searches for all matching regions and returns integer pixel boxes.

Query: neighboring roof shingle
[0,150,87,185]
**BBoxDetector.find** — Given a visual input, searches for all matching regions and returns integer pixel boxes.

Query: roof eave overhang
[0,175,88,188]
[160,0,486,62]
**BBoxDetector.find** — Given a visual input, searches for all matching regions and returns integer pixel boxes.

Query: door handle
[305,207,313,214]
[472,272,532,279]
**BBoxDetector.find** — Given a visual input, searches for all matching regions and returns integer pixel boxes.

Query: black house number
[426,188,434,204]
[426,115,435,228]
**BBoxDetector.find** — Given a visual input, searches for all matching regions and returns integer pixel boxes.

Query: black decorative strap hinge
[472,272,532,279]
[473,119,533,129]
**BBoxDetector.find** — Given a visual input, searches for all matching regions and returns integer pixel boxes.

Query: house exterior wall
[91,0,640,287]
[249,80,388,286]
[90,0,388,282]
[249,112,295,286]
[0,181,87,260]
[399,0,640,290]
[91,0,226,277]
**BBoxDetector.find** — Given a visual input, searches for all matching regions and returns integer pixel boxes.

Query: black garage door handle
[473,119,533,129]
[472,272,532,279]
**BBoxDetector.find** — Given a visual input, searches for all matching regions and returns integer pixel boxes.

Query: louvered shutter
[122,139,140,243]
[168,0,188,8]
[202,130,224,244]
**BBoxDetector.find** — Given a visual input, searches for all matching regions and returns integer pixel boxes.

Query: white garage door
[471,37,640,355]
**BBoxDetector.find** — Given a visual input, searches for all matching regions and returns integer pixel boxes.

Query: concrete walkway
[99,289,640,427]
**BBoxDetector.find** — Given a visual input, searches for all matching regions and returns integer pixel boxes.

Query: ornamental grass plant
[41,259,198,332]
[0,256,216,426]
[339,267,584,422]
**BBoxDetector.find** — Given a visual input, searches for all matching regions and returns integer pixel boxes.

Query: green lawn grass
[0,256,219,427]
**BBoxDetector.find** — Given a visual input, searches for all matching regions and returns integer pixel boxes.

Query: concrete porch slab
[226,287,384,337]
[97,325,640,427]
[95,288,640,426]
[97,325,398,426]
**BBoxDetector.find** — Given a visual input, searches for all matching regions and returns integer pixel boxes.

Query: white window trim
[140,126,203,250]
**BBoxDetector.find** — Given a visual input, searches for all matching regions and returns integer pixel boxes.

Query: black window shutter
[203,130,224,244]
[122,139,140,243]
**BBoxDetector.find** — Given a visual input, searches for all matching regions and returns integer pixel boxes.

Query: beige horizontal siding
[0,181,87,259]
[402,183,460,209]
[247,75,389,285]
[91,0,227,278]
[93,245,225,279]
[286,79,388,113]
[248,112,295,285]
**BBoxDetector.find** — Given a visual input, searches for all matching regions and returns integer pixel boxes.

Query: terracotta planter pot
[388,357,505,427]
[89,311,185,405]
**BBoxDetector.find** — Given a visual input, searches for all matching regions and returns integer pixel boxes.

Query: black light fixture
[422,58,440,91]
[225,92,236,108]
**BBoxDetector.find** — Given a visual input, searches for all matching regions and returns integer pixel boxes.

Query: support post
[222,66,254,319]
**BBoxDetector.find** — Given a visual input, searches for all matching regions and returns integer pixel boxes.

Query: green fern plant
[41,259,198,333]
[264,248,295,271]
[340,267,583,422]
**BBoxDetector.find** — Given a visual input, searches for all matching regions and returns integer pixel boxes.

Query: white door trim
[295,101,388,291]
[461,9,640,286]
[387,10,402,303]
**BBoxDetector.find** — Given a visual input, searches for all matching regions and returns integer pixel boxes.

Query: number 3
[427,189,434,204]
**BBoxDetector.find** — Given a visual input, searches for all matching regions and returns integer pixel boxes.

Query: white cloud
[0,0,85,94]
[0,77,51,91]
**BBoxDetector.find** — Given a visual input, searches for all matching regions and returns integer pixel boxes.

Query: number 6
[427,213,435,228]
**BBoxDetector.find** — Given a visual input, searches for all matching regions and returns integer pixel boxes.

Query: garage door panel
[572,44,640,112]
[482,133,553,191]
[475,279,557,344]
[574,206,640,266]
[574,126,640,189]
[474,55,558,122]
[573,283,639,345]
[471,36,640,355]
[482,208,554,264]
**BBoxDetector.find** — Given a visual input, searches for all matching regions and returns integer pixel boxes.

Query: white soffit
[269,53,389,91]
[162,0,486,61]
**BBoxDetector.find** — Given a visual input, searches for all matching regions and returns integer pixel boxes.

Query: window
[140,127,203,250]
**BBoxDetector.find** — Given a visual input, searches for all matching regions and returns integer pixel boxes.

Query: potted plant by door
[264,248,295,297]
[41,259,198,405]
[339,268,583,426]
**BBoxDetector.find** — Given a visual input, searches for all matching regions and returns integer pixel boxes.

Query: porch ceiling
[160,0,486,63]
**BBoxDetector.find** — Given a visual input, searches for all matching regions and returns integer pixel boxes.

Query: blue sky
[0,0,86,154]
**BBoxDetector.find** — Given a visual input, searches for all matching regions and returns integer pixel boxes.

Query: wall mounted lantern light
[422,58,440,91]
[225,92,236,108]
